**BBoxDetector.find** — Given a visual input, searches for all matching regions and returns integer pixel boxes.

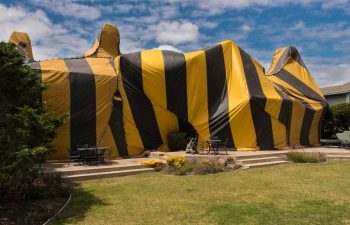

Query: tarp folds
[20,23,326,159]
[116,41,327,153]
[9,31,34,61]
[28,58,127,160]
[85,23,121,58]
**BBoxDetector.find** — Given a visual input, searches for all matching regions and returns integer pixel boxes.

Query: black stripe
[239,48,274,150]
[120,52,162,150]
[273,83,315,146]
[270,47,306,74]
[109,91,128,157]
[204,44,235,148]
[162,51,188,120]
[275,69,326,103]
[65,58,96,150]
[300,107,315,146]
[274,87,292,145]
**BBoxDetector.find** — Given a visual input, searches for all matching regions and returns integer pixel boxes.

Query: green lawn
[53,161,350,225]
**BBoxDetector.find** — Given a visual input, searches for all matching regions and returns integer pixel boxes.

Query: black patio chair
[216,137,229,155]
[68,148,82,164]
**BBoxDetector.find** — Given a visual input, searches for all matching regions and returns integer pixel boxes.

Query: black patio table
[201,139,221,155]
[77,146,111,164]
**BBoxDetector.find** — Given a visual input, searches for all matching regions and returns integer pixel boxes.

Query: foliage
[0,42,65,199]
[322,103,350,138]
[166,156,186,168]
[286,152,327,163]
[167,132,187,151]
[330,103,350,131]
[322,107,336,138]
[223,157,236,167]
[163,158,227,175]
[26,173,72,200]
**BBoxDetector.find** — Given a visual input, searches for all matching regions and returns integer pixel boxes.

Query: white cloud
[152,21,199,44]
[172,0,322,15]
[31,0,101,20]
[308,63,350,87]
[0,4,90,59]
[155,45,183,53]
[240,24,251,33]
[321,0,350,14]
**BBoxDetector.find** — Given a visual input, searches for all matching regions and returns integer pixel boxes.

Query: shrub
[331,103,350,131]
[167,132,187,151]
[163,158,226,175]
[192,159,224,175]
[286,152,325,163]
[0,42,65,200]
[166,156,186,168]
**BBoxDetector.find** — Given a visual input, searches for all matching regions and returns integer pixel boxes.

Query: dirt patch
[0,197,67,225]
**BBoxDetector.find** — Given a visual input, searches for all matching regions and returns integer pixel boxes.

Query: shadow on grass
[52,183,109,225]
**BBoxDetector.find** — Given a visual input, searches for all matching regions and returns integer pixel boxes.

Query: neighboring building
[320,82,350,105]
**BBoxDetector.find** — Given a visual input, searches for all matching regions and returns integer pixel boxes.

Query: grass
[53,161,350,225]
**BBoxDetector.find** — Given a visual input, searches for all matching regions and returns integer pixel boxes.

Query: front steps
[61,168,154,182]
[325,151,350,160]
[43,162,154,182]
[236,154,289,169]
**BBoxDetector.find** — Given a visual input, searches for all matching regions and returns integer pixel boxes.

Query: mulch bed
[0,197,67,225]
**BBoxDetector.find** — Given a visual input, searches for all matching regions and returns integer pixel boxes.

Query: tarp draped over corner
[85,23,121,58]
[115,41,327,152]
[9,31,34,61]
[28,58,127,160]
[19,23,327,160]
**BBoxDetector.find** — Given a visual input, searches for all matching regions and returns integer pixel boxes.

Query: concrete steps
[61,168,154,182]
[43,161,155,182]
[237,156,283,165]
[49,164,149,176]
[236,152,286,160]
[327,154,350,160]
[237,154,289,169]
[242,160,289,169]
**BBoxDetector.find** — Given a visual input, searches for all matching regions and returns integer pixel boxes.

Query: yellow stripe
[252,58,287,148]
[283,60,325,100]
[41,60,70,160]
[266,47,287,75]
[141,50,179,147]
[289,98,304,147]
[223,41,257,150]
[184,50,210,142]
[115,57,144,156]
[85,58,118,158]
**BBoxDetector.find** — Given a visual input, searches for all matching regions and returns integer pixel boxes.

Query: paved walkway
[42,146,349,173]
[156,146,349,157]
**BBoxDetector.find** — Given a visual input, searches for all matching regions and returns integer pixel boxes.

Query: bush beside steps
[162,156,241,175]
[286,152,327,163]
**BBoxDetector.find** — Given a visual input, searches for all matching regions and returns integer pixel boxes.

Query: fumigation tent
[9,23,327,160]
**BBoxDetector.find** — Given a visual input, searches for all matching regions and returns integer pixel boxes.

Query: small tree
[330,103,350,131]
[0,42,65,198]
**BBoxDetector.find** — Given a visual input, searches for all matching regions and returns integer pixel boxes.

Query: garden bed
[0,197,68,225]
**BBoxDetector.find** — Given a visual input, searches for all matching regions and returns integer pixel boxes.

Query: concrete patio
[42,146,350,182]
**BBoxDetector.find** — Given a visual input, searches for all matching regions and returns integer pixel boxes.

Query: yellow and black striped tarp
[9,31,34,61]
[21,24,327,159]
[85,23,121,58]
[28,57,127,160]
[116,41,327,153]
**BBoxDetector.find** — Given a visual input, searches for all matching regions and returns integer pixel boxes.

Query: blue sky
[1,0,350,87]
